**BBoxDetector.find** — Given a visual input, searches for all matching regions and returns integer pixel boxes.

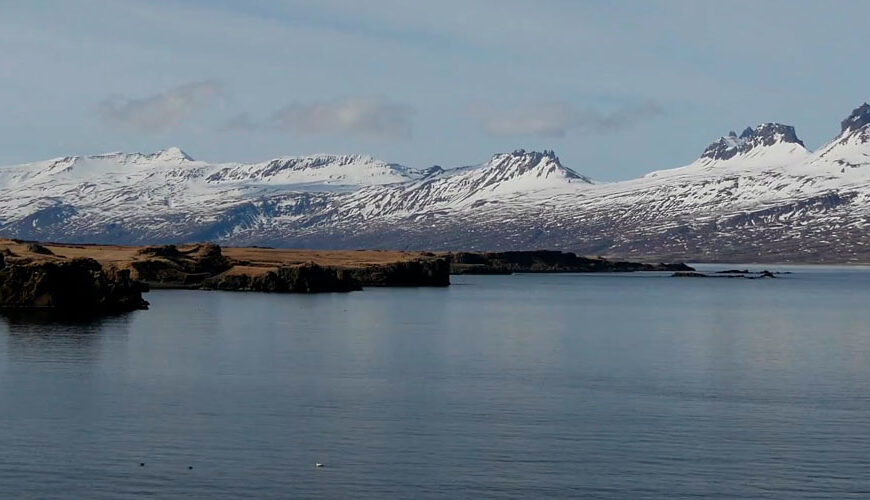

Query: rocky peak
[745,123,804,146]
[152,147,193,162]
[701,123,804,161]
[506,148,556,162]
[501,149,564,169]
[421,165,445,178]
[840,103,870,134]
[491,149,587,182]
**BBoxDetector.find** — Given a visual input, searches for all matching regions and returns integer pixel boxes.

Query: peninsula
[0,238,693,313]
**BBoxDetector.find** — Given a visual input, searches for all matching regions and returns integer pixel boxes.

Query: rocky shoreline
[125,244,450,291]
[0,240,455,313]
[447,250,694,274]
[0,239,694,315]
[0,249,149,313]
[672,269,779,279]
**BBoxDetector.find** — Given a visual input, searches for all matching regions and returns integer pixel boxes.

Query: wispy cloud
[98,81,221,134]
[480,101,663,137]
[270,97,414,141]
[222,112,259,132]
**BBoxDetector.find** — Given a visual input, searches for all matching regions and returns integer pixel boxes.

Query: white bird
[315,462,324,468]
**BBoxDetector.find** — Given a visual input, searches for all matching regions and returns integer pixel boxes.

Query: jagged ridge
[1,104,870,262]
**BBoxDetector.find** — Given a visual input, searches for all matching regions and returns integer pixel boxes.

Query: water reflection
[0,308,137,364]
[1,272,870,499]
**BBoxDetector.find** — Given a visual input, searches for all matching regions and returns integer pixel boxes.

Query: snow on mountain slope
[0,148,424,192]
[2,104,870,262]
[332,149,592,219]
[0,148,435,242]
[645,123,810,178]
[202,154,432,187]
[0,148,431,223]
[807,103,870,170]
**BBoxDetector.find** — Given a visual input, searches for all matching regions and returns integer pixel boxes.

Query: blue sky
[1,0,868,180]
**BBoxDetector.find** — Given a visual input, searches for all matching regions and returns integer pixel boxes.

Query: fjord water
[2,269,870,499]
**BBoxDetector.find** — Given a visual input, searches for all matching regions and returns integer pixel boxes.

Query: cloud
[270,97,414,140]
[222,112,259,132]
[480,101,663,137]
[98,81,221,134]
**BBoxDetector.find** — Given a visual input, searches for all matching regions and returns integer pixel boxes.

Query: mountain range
[2,103,870,263]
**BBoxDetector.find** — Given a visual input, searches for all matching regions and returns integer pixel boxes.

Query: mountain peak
[701,123,804,161]
[840,103,870,134]
[153,147,193,162]
[506,148,559,162]
[487,149,590,184]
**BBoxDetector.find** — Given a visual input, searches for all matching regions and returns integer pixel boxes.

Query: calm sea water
[2,267,870,499]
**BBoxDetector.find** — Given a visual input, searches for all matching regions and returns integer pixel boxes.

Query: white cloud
[98,81,221,134]
[481,101,663,137]
[271,97,414,141]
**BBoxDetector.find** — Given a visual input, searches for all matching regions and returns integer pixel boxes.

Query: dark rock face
[348,258,450,287]
[131,243,233,287]
[448,251,692,274]
[133,243,448,292]
[701,123,804,161]
[672,270,777,279]
[841,103,870,133]
[750,123,804,147]
[26,243,54,256]
[202,263,361,293]
[0,257,148,312]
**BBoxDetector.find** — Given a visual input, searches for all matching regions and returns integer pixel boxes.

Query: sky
[1,0,869,181]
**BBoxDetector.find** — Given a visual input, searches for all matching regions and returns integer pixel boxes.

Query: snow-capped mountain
[645,123,810,177]
[2,104,870,263]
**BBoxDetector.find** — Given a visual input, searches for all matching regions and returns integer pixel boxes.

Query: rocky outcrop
[130,243,233,287]
[448,251,692,274]
[699,123,804,161]
[347,258,450,286]
[673,270,777,279]
[0,256,148,312]
[202,263,361,293]
[26,243,55,255]
[841,103,870,134]
[131,243,449,290]
[672,271,709,278]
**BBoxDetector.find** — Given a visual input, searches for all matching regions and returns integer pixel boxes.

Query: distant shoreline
[0,238,696,314]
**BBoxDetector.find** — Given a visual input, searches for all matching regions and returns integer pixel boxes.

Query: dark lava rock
[137,245,182,258]
[26,243,54,255]
[137,244,448,291]
[449,251,693,274]
[132,243,233,287]
[672,271,709,278]
[717,269,750,274]
[0,257,148,312]
[674,270,778,279]
[348,258,450,286]
[202,263,361,293]
[448,264,513,275]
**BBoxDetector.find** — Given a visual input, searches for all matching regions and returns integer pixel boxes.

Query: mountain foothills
[2,104,870,263]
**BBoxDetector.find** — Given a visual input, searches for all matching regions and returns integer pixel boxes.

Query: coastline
[0,238,695,314]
